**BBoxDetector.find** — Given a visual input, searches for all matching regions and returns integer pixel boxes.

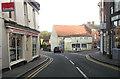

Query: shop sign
[2,2,14,12]
[8,28,38,36]
[65,38,71,42]
[100,23,106,29]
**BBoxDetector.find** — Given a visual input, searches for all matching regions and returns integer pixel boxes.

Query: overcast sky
[37,0,100,32]
[0,0,100,32]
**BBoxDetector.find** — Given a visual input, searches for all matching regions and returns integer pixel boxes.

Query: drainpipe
[108,2,112,59]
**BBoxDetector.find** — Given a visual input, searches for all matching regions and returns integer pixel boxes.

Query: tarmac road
[21,50,120,79]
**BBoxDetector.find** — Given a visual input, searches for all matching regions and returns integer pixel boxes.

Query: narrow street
[20,50,120,79]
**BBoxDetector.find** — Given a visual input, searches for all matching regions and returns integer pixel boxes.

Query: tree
[40,31,51,39]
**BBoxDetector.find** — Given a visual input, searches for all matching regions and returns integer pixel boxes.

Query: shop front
[110,0,120,59]
[112,20,120,59]
[7,28,40,69]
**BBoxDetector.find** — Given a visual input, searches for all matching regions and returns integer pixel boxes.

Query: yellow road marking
[26,58,51,79]
[30,58,53,78]
[25,55,53,79]
[86,55,120,71]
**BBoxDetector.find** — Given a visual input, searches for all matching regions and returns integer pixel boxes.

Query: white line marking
[65,56,69,59]
[70,53,78,55]
[79,54,86,56]
[69,60,74,65]
[76,67,89,79]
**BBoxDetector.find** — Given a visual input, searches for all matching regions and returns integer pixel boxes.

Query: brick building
[98,0,120,59]
[83,22,100,49]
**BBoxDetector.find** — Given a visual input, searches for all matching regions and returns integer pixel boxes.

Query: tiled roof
[83,24,100,30]
[54,25,92,37]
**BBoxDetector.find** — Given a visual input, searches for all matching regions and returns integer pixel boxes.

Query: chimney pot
[92,21,94,24]
[87,22,91,24]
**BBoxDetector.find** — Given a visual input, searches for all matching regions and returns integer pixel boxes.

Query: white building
[51,25,92,51]
[1,0,40,70]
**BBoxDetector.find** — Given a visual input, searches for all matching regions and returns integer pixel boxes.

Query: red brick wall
[92,29,100,49]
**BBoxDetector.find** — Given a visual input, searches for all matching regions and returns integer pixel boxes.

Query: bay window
[9,33,23,62]
[32,37,37,57]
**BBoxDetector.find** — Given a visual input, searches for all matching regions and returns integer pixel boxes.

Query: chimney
[87,22,91,24]
[92,21,94,25]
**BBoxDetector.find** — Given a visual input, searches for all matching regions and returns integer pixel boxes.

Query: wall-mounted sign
[65,38,71,42]
[100,23,106,29]
[2,2,14,12]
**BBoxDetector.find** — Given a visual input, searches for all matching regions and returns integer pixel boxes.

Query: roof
[83,24,100,30]
[54,25,92,37]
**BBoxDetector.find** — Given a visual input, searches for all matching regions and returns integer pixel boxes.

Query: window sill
[10,58,25,66]
[32,55,39,60]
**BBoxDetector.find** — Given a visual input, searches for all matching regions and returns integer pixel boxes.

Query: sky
[37,0,100,32]
[0,0,100,32]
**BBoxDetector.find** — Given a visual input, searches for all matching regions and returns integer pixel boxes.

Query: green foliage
[42,42,49,51]
[40,31,51,39]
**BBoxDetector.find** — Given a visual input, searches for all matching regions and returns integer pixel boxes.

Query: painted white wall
[15,0,25,26]
[1,0,39,30]
[0,12,2,72]
[2,17,9,69]
[50,27,58,51]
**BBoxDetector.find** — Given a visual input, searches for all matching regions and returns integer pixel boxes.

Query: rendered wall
[51,27,58,51]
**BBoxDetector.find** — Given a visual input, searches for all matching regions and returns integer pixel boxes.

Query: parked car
[97,45,100,50]
[54,47,64,53]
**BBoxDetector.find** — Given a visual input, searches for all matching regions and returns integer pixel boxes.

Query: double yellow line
[86,55,120,71]
[25,55,53,79]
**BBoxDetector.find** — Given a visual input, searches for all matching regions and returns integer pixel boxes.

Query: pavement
[89,51,120,68]
[0,58,2,79]
[2,55,48,78]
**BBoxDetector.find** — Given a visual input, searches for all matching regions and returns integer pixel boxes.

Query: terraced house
[1,0,40,70]
[51,25,92,51]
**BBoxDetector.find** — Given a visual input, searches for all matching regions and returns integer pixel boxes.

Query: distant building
[43,36,51,44]
[83,21,100,49]
[51,25,92,51]
[1,0,40,69]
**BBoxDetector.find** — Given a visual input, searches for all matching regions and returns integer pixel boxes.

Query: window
[24,2,28,26]
[80,37,82,40]
[82,44,87,48]
[114,0,120,12]
[9,33,23,62]
[76,44,80,48]
[114,29,120,48]
[111,7,113,14]
[114,21,118,27]
[72,44,75,48]
[95,34,97,39]
[32,37,37,57]
[33,9,36,28]
[84,37,88,39]
[119,20,120,26]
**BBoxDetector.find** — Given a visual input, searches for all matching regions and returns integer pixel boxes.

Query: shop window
[119,20,120,27]
[114,29,120,48]
[82,44,87,48]
[76,44,80,48]
[9,33,16,62]
[72,44,75,48]
[80,37,82,40]
[16,34,22,60]
[84,37,88,39]
[9,33,23,62]
[32,37,37,57]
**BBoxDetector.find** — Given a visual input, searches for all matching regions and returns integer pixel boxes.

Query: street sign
[100,23,106,29]
[2,2,14,12]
